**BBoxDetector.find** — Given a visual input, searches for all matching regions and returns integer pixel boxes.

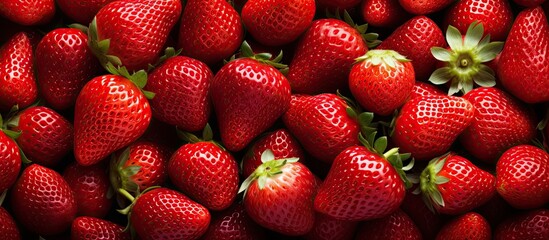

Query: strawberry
[377,16,445,81]
[71,216,130,240]
[496,145,549,209]
[74,68,152,166]
[210,43,291,152]
[56,0,115,24]
[361,0,411,28]
[241,0,315,46]
[392,95,474,161]
[0,0,55,25]
[498,7,549,103]
[8,106,73,167]
[10,164,77,236]
[145,55,213,132]
[0,129,21,193]
[513,0,546,7]
[177,0,244,66]
[436,212,491,240]
[35,28,101,110]
[89,0,182,71]
[0,32,38,112]
[401,191,445,240]
[398,0,455,15]
[349,49,415,116]
[303,213,358,240]
[0,207,20,240]
[63,162,112,218]
[316,0,361,11]
[282,94,360,163]
[239,150,317,235]
[200,203,267,240]
[409,81,444,100]
[420,153,496,215]
[494,209,549,239]
[459,87,537,163]
[241,128,306,178]
[355,209,422,240]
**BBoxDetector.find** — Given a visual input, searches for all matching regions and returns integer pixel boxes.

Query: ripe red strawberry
[398,0,455,15]
[10,164,77,236]
[377,16,445,81]
[56,0,115,24]
[496,145,549,209]
[401,190,445,240]
[349,49,415,116]
[513,0,546,7]
[0,0,55,25]
[178,0,244,66]
[409,81,444,100]
[287,17,369,94]
[420,153,496,215]
[282,94,360,163]
[74,71,152,166]
[355,209,422,240]
[0,130,21,193]
[494,209,549,239]
[71,216,130,240]
[239,151,316,235]
[361,0,411,28]
[63,162,112,218]
[303,213,358,240]
[8,106,73,167]
[145,56,213,132]
[436,212,491,240]
[498,7,549,103]
[130,188,211,240]
[200,203,267,240]
[35,28,101,110]
[242,128,306,178]
[89,0,182,71]
[0,207,20,240]
[316,0,361,10]
[460,87,537,163]
[392,95,474,161]
[444,0,513,41]
[241,0,315,46]
[0,32,38,112]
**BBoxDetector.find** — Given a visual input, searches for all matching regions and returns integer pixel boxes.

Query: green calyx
[419,153,451,213]
[355,49,410,67]
[176,123,226,150]
[327,9,381,49]
[105,62,155,100]
[238,149,299,197]
[429,21,503,95]
[110,147,142,196]
[231,41,288,73]
[88,17,123,70]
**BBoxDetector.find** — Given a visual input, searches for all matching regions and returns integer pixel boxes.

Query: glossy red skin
[201,203,266,240]
[498,7,549,103]
[303,213,357,240]
[349,55,415,116]
[0,32,38,112]
[282,94,360,163]
[361,0,411,28]
[355,209,422,240]
[211,58,291,152]
[71,216,130,240]
[460,88,537,164]
[63,162,112,218]
[0,131,21,193]
[436,212,491,240]
[242,0,315,46]
[287,19,368,94]
[74,75,152,166]
[513,0,546,7]
[0,207,20,240]
[392,95,474,161]
[242,128,306,178]
[120,141,170,192]
[11,106,73,167]
[35,28,100,110]
[398,0,455,14]
[316,0,361,10]
[496,145,549,209]
[401,190,445,240]
[315,146,405,221]
[0,0,55,25]
[178,0,243,66]
[56,0,115,24]
[10,164,77,236]
[444,0,513,41]
[409,81,444,100]
[377,16,445,81]
[145,56,213,132]
[494,209,549,239]
[244,162,316,236]
[95,0,182,72]
[131,188,211,240]
[168,141,239,211]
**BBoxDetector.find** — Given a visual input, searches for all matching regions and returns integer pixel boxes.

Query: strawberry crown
[326,10,381,49]
[227,41,288,73]
[355,49,410,66]
[105,62,155,100]
[109,146,142,200]
[418,152,452,213]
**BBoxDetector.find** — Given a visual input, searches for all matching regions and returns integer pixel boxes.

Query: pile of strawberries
[0,0,549,239]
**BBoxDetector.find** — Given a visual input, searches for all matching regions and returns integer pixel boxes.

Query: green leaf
[474,66,496,87]
[261,149,275,163]
[462,78,474,94]
[435,176,450,184]
[464,21,484,49]
[68,23,89,33]
[121,166,142,177]
[433,156,448,174]
[374,137,388,154]
[3,129,21,139]
[346,107,357,120]
[356,24,368,34]
[97,39,110,55]
[358,112,374,126]
[429,67,453,85]
[131,70,147,89]
[241,41,254,58]
[6,115,19,128]
[285,157,299,163]
[105,62,118,75]
[446,25,463,50]
[142,90,155,100]
[343,10,355,26]
[477,41,504,62]
[402,157,414,171]
[255,53,272,60]
[202,123,213,141]
[431,47,452,62]
[431,188,445,207]
[448,79,461,96]
[106,55,122,67]
[272,51,284,63]
[258,175,267,190]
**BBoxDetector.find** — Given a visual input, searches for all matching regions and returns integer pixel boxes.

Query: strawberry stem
[118,188,136,202]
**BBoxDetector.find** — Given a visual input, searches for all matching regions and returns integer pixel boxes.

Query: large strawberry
[177,0,244,66]
[361,0,411,28]
[420,153,496,215]
[494,209,549,239]
[496,145,549,209]
[63,162,112,218]
[303,213,358,240]
[400,190,445,239]
[0,128,21,194]
[35,28,101,110]
[498,7,549,103]
[210,42,291,152]
[89,0,182,71]
[56,0,115,24]
[200,203,267,240]
[241,0,315,46]
[436,212,491,240]
[459,87,537,163]
[0,0,55,25]
[398,0,455,15]
[0,207,20,240]
[0,32,38,112]
[71,216,130,240]
[355,209,422,240]
[10,164,77,236]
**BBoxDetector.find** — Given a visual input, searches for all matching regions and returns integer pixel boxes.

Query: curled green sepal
[419,153,452,213]
[147,47,182,71]
[88,17,122,70]
[176,124,225,150]
[234,41,288,71]
[354,49,410,67]
[105,62,155,100]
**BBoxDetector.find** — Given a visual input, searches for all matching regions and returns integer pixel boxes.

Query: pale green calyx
[420,153,451,213]
[355,49,410,68]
